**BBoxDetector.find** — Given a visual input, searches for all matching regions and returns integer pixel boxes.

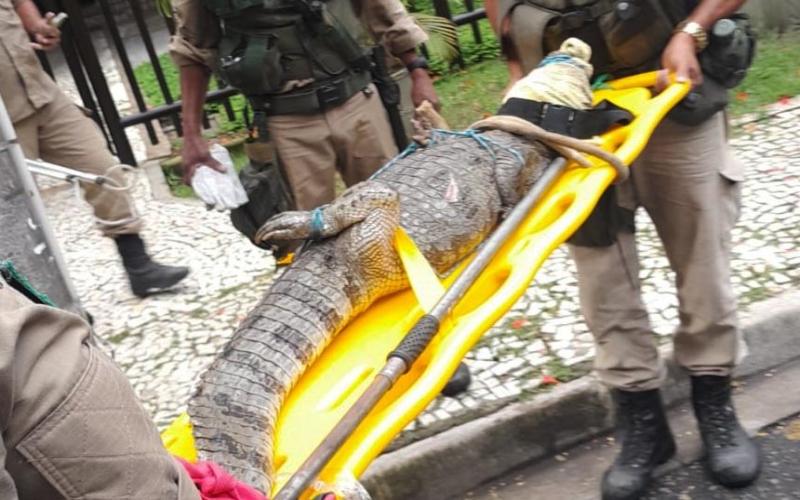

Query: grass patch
[107,329,132,344]
[435,58,508,129]
[728,31,800,116]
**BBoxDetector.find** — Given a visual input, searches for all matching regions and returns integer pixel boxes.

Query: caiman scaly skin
[188,37,599,494]
[189,131,555,493]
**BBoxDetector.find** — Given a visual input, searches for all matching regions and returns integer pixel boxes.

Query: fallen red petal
[541,374,559,385]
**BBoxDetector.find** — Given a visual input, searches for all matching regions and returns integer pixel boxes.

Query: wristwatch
[674,20,709,52]
[406,56,430,73]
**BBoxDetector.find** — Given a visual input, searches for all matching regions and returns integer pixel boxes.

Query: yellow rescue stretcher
[162,72,690,499]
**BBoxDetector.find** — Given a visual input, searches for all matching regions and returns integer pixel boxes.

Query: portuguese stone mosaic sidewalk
[41,104,800,443]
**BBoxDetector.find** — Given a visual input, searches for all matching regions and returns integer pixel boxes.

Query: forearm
[179,64,211,137]
[484,0,500,34]
[14,0,44,34]
[687,0,747,29]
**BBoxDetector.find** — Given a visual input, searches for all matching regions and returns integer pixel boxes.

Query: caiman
[189,39,596,493]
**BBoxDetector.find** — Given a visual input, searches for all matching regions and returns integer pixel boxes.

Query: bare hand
[409,69,440,110]
[180,135,224,184]
[30,12,61,51]
[659,32,703,90]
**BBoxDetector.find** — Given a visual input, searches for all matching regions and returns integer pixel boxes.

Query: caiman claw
[255,210,315,243]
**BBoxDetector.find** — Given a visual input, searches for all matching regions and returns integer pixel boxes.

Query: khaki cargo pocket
[17,348,184,499]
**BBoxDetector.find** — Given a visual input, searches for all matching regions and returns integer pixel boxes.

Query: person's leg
[267,111,338,210]
[0,274,199,499]
[635,113,758,488]
[26,94,188,297]
[34,95,141,236]
[569,230,665,391]
[327,84,398,187]
[569,230,674,500]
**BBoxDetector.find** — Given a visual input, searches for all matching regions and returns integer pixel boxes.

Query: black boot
[691,375,761,488]
[602,389,676,500]
[441,362,472,397]
[115,234,189,298]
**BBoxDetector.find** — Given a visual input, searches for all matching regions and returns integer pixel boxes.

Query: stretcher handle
[274,157,568,500]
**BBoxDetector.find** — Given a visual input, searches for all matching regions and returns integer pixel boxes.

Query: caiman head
[503,37,595,111]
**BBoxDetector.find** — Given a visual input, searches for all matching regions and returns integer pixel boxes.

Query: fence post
[0,94,84,315]
[59,0,137,165]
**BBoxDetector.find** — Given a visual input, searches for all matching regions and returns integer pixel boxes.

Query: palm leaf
[155,0,173,18]
[412,12,460,63]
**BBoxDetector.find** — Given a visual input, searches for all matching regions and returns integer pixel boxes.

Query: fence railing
[41,0,487,166]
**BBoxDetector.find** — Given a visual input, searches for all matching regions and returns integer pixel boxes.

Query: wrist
[409,66,431,79]
[405,55,430,74]
[183,131,205,145]
[673,20,708,52]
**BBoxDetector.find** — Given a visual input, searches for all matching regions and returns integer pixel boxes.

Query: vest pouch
[700,14,756,89]
[543,11,613,72]
[218,32,283,95]
[299,20,354,77]
[537,0,681,76]
[597,0,674,74]
[667,78,729,126]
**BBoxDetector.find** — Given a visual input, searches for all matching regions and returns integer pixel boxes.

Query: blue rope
[537,53,574,67]
[309,206,325,240]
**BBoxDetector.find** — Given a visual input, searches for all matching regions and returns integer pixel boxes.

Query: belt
[259,71,372,115]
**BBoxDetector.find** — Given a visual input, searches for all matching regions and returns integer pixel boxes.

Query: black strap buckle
[317,81,346,109]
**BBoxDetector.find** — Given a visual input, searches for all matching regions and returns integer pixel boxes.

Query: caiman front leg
[256,181,400,244]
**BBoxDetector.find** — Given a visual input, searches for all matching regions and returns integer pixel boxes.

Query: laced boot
[691,375,761,488]
[602,389,676,500]
[115,234,189,298]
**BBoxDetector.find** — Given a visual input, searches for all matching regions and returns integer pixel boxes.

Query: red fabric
[177,458,268,500]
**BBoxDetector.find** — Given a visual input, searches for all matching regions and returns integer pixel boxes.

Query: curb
[361,290,800,500]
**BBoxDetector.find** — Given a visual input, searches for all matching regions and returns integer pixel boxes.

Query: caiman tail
[189,185,406,493]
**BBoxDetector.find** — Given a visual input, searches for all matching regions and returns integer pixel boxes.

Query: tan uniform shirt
[0,0,59,123]
[169,0,427,71]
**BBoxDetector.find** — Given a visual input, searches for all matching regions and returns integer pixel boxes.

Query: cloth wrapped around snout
[503,37,595,110]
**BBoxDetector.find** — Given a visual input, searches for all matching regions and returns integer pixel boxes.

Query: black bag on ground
[230,152,295,255]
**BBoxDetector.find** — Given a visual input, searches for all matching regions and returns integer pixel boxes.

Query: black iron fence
[38,0,487,166]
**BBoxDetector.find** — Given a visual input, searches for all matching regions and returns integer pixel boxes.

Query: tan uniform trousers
[13,91,142,237]
[0,274,199,500]
[267,84,398,210]
[569,113,742,391]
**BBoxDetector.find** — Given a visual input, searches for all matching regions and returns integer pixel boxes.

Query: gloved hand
[191,144,249,211]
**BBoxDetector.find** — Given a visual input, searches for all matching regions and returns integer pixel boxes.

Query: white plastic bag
[190,143,249,211]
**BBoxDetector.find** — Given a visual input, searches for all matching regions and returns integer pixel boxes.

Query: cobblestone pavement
[41,105,800,440]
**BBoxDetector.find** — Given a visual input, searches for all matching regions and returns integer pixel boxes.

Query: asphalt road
[463,359,800,500]
[643,414,800,500]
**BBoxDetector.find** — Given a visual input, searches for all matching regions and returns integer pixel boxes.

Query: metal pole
[0,93,84,314]
[274,156,568,500]
[27,158,109,184]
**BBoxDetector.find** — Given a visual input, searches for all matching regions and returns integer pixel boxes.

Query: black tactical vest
[497,0,690,76]
[202,0,371,98]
